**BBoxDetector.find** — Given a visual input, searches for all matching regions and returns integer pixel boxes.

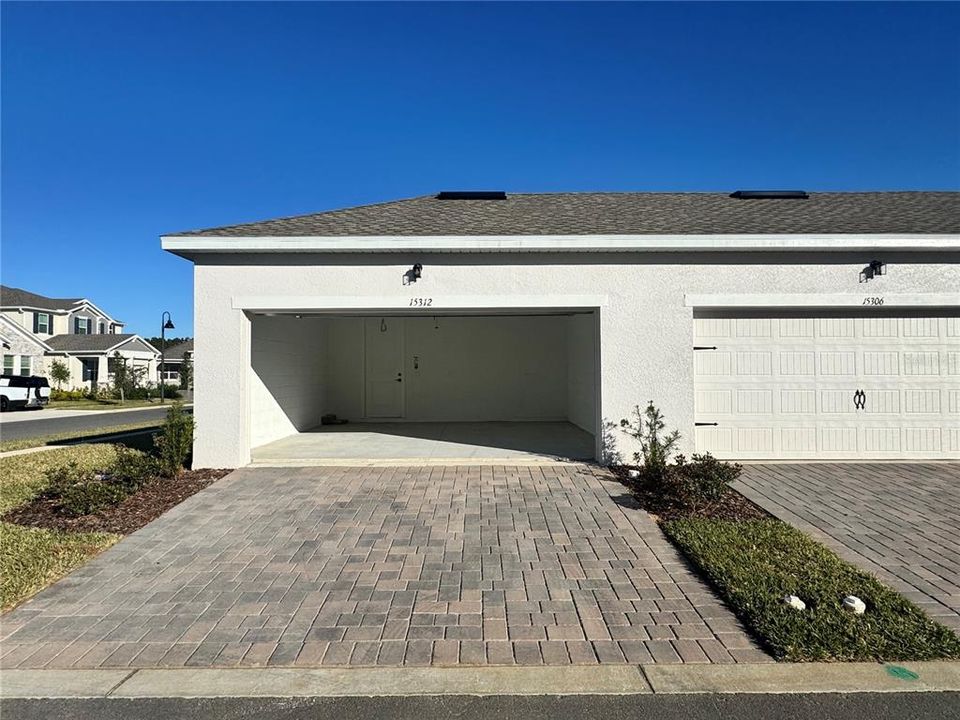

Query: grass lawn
[662,518,960,662]
[0,445,122,611]
[0,421,160,453]
[46,399,165,410]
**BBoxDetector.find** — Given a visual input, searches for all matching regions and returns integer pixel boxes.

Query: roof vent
[436,191,507,200]
[730,190,809,200]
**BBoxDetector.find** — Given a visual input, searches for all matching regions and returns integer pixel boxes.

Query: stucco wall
[249,315,328,447]
[321,315,570,423]
[567,312,598,433]
[190,250,960,467]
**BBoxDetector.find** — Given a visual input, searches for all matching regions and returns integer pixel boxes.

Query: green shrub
[154,402,194,478]
[44,462,129,516]
[109,446,159,491]
[49,389,88,401]
[620,402,680,481]
[40,447,158,516]
[668,453,743,514]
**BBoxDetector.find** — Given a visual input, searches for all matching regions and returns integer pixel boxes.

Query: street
[0,406,186,442]
[3,692,958,720]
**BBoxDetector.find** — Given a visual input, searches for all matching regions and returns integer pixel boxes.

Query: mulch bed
[608,465,770,522]
[2,468,232,535]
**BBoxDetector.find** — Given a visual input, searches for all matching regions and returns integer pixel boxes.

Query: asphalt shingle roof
[167,192,960,238]
[0,286,83,311]
[47,334,140,352]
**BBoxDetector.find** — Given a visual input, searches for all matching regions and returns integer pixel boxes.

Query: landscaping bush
[662,518,960,662]
[618,403,743,517]
[110,446,160,491]
[49,389,88,402]
[668,453,743,514]
[154,402,194,478]
[44,462,130,516]
[619,401,680,484]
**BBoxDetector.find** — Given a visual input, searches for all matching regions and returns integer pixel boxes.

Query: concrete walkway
[736,463,960,631]
[1,465,766,669]
[251,422,596,464]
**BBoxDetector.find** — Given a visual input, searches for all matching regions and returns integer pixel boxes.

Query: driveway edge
[2,662,957,699]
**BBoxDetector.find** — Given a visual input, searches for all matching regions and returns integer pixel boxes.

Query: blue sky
[2,2,958,336]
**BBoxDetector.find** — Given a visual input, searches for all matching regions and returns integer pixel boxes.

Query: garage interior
[247,310,599,463]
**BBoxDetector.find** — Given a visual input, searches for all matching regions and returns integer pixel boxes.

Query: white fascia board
[72,300,117,322]
[162,233,960,254]
[232,295,608,312]
[685,293,960,309]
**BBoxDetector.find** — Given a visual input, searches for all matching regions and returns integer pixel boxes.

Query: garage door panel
[694,310,959,460]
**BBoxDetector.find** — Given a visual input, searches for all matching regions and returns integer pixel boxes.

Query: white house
[0,286,160,389]
[162,190,960,468]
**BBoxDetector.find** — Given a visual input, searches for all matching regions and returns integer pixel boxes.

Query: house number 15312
[409,298,433,307]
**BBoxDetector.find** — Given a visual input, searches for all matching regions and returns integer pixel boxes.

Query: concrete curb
[0,429,159,459]
[1,662,958,699]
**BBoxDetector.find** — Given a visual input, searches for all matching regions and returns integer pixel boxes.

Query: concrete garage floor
[251,422,596,465]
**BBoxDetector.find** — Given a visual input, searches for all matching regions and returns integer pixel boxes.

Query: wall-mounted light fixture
[859,260,886,283]
[403,263,423,285]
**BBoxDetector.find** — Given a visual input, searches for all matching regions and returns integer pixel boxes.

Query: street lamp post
[160,311,175,404]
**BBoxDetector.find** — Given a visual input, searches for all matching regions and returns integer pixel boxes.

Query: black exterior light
[160,312,175,404]
[403,263,423,285]
[859,260,886,283]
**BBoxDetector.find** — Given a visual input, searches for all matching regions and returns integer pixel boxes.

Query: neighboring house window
[98,321,105,334]
[19,356,31,376]
[3,355,13,374]
[81,359,97,381]
[74,317,90,334]
[34,313,52,334]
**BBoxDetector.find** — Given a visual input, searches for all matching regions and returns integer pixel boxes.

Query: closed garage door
[693,312,960,460]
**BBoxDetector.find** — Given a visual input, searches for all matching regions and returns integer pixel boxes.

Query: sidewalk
[2,662,958,698]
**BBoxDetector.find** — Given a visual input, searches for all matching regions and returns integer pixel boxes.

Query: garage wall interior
[248,312,599,450]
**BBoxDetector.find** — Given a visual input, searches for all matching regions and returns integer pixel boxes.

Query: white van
[0,375,51,411]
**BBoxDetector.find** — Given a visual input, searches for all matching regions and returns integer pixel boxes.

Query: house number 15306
[409,298,433,307]
[862,297,884,305]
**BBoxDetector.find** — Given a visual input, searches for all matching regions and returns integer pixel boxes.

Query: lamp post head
[163,319,175,330]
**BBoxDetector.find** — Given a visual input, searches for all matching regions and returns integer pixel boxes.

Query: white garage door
[693,312,960,460]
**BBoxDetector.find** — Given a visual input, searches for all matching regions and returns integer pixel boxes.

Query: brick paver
[2,465,766,668]
[736,463,960,632]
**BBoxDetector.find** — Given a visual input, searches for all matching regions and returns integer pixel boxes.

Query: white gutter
[161,233,960,254]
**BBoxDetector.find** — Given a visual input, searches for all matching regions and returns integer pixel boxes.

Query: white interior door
[364,317,405,418]
[693,312,960,459]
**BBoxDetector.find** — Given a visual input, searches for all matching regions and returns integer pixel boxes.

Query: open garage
[247,310,600,462]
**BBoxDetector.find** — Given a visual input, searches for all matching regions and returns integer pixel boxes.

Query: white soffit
[161,233,960,254]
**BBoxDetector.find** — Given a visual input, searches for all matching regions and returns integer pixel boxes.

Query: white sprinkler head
[782,595,806,611]
[842,595,867,615]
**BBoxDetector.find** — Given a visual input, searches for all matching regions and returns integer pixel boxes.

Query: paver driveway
[736,463,960,632]
[1,465,767,668]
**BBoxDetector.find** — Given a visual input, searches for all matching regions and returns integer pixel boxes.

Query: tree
[109,352,147,402]
[178,355,192,390]
[50,359,70,390]
[146,336,191,349]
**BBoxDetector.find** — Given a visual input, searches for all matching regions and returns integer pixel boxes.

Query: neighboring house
[158,339,194,387]
[0,286,159,389]
[161,190,960,468]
